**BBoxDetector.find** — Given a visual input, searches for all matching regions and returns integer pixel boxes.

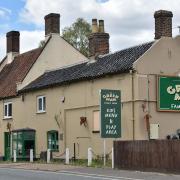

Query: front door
[4,132,11,161]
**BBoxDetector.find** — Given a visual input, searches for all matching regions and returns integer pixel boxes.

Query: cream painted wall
[134,37,180,75]
[132,36,180,140]
[1,37,180,158]
[0,74,134,158]
[18,34,88,90]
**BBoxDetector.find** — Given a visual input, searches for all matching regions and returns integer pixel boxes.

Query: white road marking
[59,171,144,180]
[0,168,144,180]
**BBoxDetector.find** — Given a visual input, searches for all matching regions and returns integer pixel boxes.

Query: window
[37,96,46,113]
[4,102,12,119]
[93,111,100,132]
[47,131,59,151]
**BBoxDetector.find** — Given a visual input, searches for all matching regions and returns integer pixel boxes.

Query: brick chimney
[154,10,173,39]
[6,31,20,64]
[44,13,60,37]
[88,19,109,59]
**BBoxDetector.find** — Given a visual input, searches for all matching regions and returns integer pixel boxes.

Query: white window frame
[37,96,46,113]
[4,102,12,119]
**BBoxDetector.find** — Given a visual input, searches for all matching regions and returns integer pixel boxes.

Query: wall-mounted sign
[100,89,121,138]
[158,76,180,111]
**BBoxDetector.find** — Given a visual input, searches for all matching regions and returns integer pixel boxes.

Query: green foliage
[39,40,46,47]
[62,18,91,57]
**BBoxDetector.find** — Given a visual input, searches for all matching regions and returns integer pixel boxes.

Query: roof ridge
[98,41,154,59]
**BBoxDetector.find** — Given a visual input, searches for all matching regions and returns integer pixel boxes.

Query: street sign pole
[100,89,121,167]
[103,139,106,166]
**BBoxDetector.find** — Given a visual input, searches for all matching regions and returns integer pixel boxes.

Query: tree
[39,40,46,47]
[62,18,91,57]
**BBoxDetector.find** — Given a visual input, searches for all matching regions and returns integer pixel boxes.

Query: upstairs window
[4,102,12,119]
[47,130,59,151]
[37,96,46,113]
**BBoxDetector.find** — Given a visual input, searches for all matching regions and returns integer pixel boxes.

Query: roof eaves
[19,68,130,94]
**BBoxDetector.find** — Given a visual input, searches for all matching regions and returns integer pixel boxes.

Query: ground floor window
[12,129,35,158]
[47,130,59,151]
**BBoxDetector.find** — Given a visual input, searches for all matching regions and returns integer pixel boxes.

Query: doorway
[4,132,11,161]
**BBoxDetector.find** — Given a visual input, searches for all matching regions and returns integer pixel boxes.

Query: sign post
[100,89,121,166]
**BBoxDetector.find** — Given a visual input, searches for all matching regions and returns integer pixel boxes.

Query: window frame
[4,102,12,119]
[37,96,46,113]
[47,130,59,152]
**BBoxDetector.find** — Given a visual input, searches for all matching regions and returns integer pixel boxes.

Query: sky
[0,0,180,60]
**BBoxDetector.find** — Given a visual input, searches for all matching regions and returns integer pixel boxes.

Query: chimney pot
[44,13,60,36]
[89,19,109,59]
[154,10,173,39]
[92,19,98,33]
[6,31,20,54]
[99,20,104,33]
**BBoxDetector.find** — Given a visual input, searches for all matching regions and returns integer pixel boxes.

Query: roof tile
[0,48,42,98]
[21,41,154,93]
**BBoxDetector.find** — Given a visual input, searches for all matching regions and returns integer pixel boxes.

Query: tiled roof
[0,48,43,99]
[21,41,154,93]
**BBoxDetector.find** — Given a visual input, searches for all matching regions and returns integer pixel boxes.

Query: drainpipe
[147,74,150,139]
[130,70,135,140]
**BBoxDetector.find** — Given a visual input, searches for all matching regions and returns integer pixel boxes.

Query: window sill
[51,149,59,152]
[36,111,46,114]
[3,117,13,120]
[92,130,100,133]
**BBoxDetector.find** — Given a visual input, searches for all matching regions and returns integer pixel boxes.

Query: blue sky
[0,0,180,60]
[0,0,109,33]
[0,0,39,33]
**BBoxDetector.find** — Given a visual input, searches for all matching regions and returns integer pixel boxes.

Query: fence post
[47,149,50,163]
[65,148,69,164]
[88,147,92,166]
[30,149,33,163]
[13,150,16,163]
[112,147,114,169]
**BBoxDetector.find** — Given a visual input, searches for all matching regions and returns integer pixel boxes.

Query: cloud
[19,0,180,48]
[20,30,44,52]
[0,34,6,59]
[0,7,11,19]
[0,0,179,60]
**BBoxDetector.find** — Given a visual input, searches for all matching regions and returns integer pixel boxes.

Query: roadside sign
[100,89,121,138]
[158,76,180,111]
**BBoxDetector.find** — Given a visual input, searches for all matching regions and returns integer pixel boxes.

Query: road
[1,167,180,180]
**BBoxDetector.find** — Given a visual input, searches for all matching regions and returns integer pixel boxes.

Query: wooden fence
[114,140,180,172]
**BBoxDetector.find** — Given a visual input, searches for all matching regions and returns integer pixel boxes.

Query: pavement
[0,162,79,171]
[0,163,180,180]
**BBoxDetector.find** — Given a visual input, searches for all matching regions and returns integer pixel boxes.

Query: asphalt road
[1,167,180,180]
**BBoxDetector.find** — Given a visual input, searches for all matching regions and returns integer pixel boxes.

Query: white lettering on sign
[103,93,119,102]
[171,104,180,109]
[106,129,117,135]
[167,85,180,101]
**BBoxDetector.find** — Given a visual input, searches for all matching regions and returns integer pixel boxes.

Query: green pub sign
[158,76,180,111]
[100,89,121,138]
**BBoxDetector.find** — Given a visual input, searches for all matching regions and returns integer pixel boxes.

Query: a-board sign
[100,89,121,138]
[158,76,180,111]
